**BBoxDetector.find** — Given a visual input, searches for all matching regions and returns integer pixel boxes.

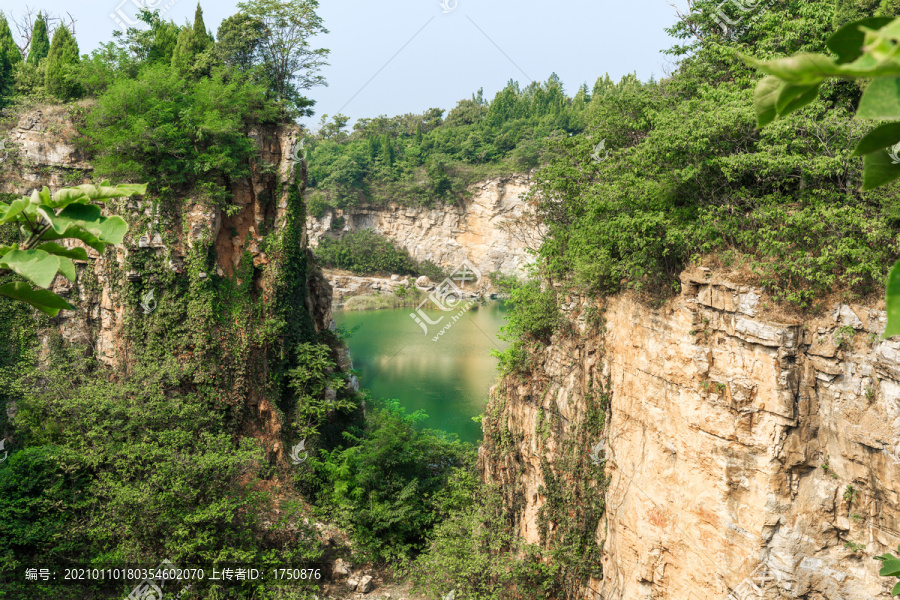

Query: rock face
[306,174,538,276]
[2,106,332,366]
[480,270,900,600]
[0,106,92,192]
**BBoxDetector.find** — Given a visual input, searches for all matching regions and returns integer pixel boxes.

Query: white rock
[357,575,374,593]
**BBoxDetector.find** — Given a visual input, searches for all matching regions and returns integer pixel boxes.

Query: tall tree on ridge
[44,24,80,100]
[25,12,49,66]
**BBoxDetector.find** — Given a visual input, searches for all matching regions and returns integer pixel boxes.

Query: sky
[4,0,681,128]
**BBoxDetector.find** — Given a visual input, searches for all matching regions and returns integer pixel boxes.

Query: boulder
[331,558,351,579]
[357,575,375,593]
[390,274,400,281]
[415,275,431,287]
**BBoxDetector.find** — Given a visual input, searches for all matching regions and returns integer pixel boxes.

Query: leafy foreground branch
[0,182,144,316]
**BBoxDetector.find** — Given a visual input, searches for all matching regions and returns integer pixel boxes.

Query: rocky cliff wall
[1,105,332,367]
[480,270,900,600]
[306,174,538,277]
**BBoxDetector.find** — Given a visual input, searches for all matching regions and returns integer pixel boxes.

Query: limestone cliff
[480,270,900,600]
[1,105,332,366]
[306,173,538,278]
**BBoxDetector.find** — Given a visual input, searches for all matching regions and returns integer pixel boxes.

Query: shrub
[314,229,417,276]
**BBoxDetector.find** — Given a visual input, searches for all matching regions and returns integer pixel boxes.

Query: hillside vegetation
[1,0,899,599]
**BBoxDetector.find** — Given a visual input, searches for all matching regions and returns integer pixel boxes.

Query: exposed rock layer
[306,174,537,277]
[481,272,900,600]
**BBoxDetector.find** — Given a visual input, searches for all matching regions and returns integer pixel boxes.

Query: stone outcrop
[2,107,331,367]
[306,174,539,277]
[480,271,900,600]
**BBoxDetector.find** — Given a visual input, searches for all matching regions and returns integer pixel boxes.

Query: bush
[314,399,475,562]
[314,229,417,276]
[492,279,559,374]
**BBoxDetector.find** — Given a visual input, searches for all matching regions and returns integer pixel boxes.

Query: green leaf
[862,148,900,189]
[34,242,89,261]
[754,76,782,127]
[56,256,76,281]
[0,282,72,316]
[61,182,148,203]
[885,261,900,338]
[827,17,895,64]
[741,52,900,83]
[0,197,30,224]
[774,82,821,117]
[0,249,61,288]
[893,581,900,596]
[38,227,106,254]
[853,122,900,155]
[880,558,900,577]
[857,78,900,120]
[39,203,129,245]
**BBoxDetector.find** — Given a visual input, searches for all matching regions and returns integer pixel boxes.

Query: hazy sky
[6,0,680,127]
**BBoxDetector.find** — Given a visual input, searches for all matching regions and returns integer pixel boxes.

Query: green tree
[25,13,49,66]
[43,25,80,101]
[216,12,264,73]
[171,5,213,75]
[235,0,329,114]
[380,133,395,168]
[0,13,20,102]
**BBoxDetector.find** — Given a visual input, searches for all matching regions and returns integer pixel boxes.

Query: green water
[334,301,509,444]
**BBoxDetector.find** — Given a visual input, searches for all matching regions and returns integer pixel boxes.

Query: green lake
[334,301,509,444]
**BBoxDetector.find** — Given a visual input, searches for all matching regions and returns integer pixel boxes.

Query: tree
[216,12,265,73]
[235,0,329,114]
[43,25,80,100]
[171,5,213,75]
[191,3,213,51]
[380,134,394,168]
[25,12,49,66]
[0,182,143,316]
[0,13,20,101]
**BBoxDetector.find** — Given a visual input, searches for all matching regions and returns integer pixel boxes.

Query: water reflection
[334,301,509,443]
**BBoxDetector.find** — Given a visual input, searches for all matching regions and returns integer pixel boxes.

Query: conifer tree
[26,13,50,66]
[44,25,80,100]
[415,121,423,145]
[171,5,213,74]
[192,4,212,53]
[381,134,394,168]
[0,14,20,101]
[170,26,194,73]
